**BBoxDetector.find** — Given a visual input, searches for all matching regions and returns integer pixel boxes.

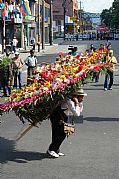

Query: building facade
[53,0,79,37]
[0,0,51,52]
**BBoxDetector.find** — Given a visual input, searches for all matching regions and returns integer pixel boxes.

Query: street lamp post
[49,0,53,45]
[2,19,6,54]
[63,0,66,41]
[64,6,66,40]
[42,0,45,50]
[38,0,41,52]
[79,1,82,34]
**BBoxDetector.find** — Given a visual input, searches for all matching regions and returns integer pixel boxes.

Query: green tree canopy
[101,0,119,28]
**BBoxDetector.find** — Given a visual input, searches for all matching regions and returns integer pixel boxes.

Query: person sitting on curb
[104,50,117,91]
[47,88,87,158]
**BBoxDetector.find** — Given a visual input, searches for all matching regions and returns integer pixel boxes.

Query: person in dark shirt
[88,44,96,54]
[0,53,13,97]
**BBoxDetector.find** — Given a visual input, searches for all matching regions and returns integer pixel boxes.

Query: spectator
[107,43,112,52]
[106,40,111,47]
[0,0,4,12]
[88,44,96,54]
[104,50,117,91]
[12,52,24,89]
[25,49,37,84]
[12,37,18,53]
[47,88,87,158]
[0,53,13,97]
[84,49,89,56]
[30,37,36,51]
[72,47,78,56]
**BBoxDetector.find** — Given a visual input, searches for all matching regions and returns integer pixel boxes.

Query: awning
[24,0,31,15]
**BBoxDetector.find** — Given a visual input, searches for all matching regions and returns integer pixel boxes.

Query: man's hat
[109,50,113,54]
[72,88,87,96]
[15,52,19,55]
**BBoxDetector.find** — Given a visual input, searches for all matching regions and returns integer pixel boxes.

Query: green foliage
[0,57,11,68]
[100,9,112,27]
[101,0,119,28]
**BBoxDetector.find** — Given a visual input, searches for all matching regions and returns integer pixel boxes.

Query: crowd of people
[66,42,117,90]
[0,41,117,97]
[87,42,117,90]
[0,49,38,97]
[65,32,119,41]
[0,0,23,19]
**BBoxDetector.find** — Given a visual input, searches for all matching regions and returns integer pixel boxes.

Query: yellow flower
[45,82,51,88]
[60,75,66,80]
[72,73,77,77]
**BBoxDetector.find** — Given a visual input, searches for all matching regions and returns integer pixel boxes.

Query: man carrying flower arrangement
[104,50,117,91]
[47,88,87,158]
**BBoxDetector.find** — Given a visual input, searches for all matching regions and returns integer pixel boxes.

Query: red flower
[78,65,84,71]
[76,54,81,59]
[93,66,100,71]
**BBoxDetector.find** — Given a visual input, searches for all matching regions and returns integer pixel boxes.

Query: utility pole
[2,19,6,54]
[63,0,66,40]
[79,1,82,34]
[2,17,6,54]
[42,0,45,50]
[38,0,41,52]
[49,0,53,45]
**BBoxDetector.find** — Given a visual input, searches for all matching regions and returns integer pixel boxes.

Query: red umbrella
[98,26,109,32]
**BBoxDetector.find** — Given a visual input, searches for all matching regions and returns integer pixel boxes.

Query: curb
[18,38,65,54]
[18,44,59,54]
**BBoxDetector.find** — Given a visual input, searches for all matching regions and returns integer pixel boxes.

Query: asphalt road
[0,39,119,179]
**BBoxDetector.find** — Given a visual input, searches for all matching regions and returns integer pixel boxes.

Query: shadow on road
[73,115,83,124]
[84,83,119,90]
[84,117,119,122]
[84,87,104,91]
[91,83,119,87]
[0,137,51,164]
[90,83,104,87]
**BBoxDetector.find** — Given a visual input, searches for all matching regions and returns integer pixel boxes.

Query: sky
[79,0,114,13]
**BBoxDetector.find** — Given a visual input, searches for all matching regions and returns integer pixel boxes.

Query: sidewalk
[18,38,64,54]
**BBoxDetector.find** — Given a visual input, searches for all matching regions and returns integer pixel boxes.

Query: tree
[101,0,119,29]
[111,0,119,28]
[100,9,112,27]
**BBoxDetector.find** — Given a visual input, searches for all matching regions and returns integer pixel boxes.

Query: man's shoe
[104,88,107,91]
[58,152,65,156]
[47,150,59,158]
[108,87,112,90]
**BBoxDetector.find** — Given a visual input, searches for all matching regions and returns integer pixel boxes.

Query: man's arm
[112,57,117,64]
[67,98,81,116]
[25,57,29,66]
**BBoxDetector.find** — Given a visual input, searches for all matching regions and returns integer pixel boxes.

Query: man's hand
[71,97,79,105]
[77,96,84,103]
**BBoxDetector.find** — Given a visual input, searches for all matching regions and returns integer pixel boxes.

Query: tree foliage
[101,0,119,28]
[100,9,112,27]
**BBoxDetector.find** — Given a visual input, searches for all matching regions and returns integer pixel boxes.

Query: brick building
[53,0,79,37]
